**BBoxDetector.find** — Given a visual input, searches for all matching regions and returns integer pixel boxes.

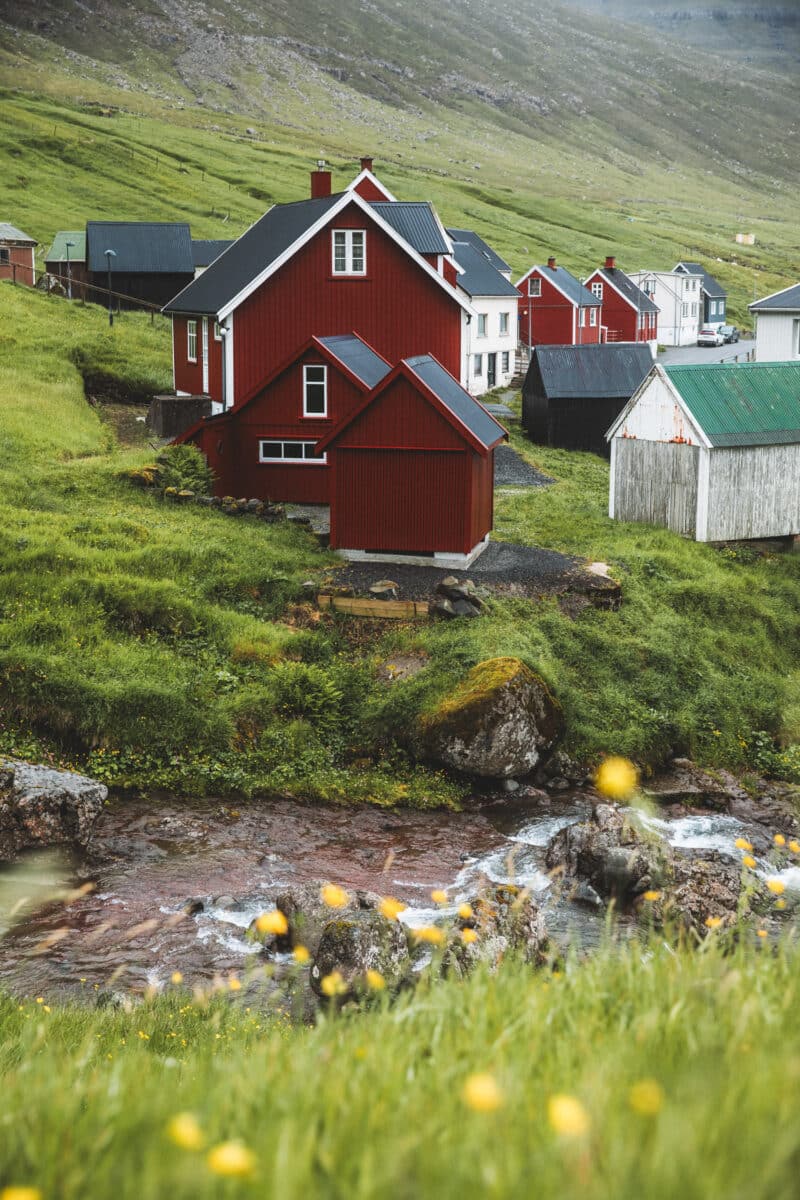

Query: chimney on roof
[605,255,616,270]
[311,159,332,199]
[360,156,374,173]
[547,256,557,270]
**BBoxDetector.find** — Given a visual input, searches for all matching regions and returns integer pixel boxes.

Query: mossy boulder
[417,657,563,779]
[310,911,411,998]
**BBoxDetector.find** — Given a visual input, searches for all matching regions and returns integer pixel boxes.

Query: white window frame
[473,354,483,377]
[213,320,222,341]
[477,313,488,338]
[187,319,197,362]
[528,277,541,297]
[499,311,509,335]
[589,308,597,326]
[580,308,587,327]
[501,351,510,373]
[258,439,327,465]
[303,364,328,418]
[591,281,603,300]
[682,302,688,317]
[332,229,366,276]
[691,303,697,317]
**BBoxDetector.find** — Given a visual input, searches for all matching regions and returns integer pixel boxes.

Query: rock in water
[417,657,562,778]
[0,759,106,862]
[546,803,668,902]
[310,912,411,998]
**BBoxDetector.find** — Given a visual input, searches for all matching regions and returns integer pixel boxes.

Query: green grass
[3,934,800,1198]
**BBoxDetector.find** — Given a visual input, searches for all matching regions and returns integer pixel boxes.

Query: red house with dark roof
[584,256,659,344]
[516,257,601,348]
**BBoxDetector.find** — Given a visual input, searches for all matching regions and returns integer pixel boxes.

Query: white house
[449,232,519,394]
[749,282,800,362]
[607,362,800,542]
[628,270,700,346]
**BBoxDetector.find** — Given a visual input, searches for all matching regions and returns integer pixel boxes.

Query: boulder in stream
[0,759,106,863]
[545,804,669,902]
[447,884,548,973]
[310,911,411,999]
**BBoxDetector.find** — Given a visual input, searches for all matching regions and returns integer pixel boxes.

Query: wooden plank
[317,594,429,619]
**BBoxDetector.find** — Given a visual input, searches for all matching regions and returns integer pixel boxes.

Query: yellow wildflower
[255,909,288,936]
[293,944,310,964]
[320,970,346,997]
[629,1079,664,1116]
[462,1073,504,1113]
[547,1094,591,1137]
[774,834,786,847]
[776,898,787,910]
[171,971,183,985]
[430,889,448,904]
[228,977,242,992]
[767,879,786,896]
[1,1190,43,1200]
[757,929,768,939]
[320,883,349,909]
[35,998,43,1005]
[735,837,753,852]
[378,897,406,921]
[594,756,638,801]
[705,916,723,929]
[166,1112,204,1151]
[461,928,478,945]
[742,855,756,869]
[642,890,661,902]
[365,969,385,991]
[789,840,800,854]
[206,1141,256,1178]
[413,926,446,946]
[458,903,474,920]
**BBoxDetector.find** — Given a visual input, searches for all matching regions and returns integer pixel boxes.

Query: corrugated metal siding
[468,451,494,547]
[666,363,800,446]
[705,445,800,540]
[614,440,699,537]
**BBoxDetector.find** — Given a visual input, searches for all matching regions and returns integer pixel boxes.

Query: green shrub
[156,444,215,495]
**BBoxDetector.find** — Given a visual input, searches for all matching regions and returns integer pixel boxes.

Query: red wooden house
[516,257,601,348]
[584,256,659,343]
[317,354,507,564]
[163,160,474,410]
[0,223,37,286]
[177,333,391,503]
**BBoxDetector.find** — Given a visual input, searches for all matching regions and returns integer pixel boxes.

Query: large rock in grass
[417,657,562,779]
[0,759,106,862]
[310,911,411,998]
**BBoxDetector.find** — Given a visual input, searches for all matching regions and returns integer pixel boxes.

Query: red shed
[0,223,37,286]
[584,257,659,344]
[316,355,507,565]
[516,257,601,348]
[176,333,391,503]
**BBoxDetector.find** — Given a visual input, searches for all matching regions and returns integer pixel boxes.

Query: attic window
[528,277,541,297]
[332,229,366,275]
[591,282,603,300]
[303,364,327,417]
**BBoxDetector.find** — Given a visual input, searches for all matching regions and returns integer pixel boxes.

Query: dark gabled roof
[163,193,344,314]
[86,221,194,274]
[749,281,800,313]
[674,261,726,299]
[0,222,36,244]
[534,264,600,309]
[450,240,520,299]
[46,231,86,262]
[664,362,800,447]
[596,266,659,314]
[404,355,507,450]
[192,239,234,268]
[369,202,450,255]
[530,343,654,399]
[317,334,391,389]
[446,228,510,274]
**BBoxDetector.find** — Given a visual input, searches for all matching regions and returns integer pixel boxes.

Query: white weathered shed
[749,281,800,362]
[607,362,800,541]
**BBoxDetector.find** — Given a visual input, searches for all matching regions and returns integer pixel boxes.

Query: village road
[658,338,755,367]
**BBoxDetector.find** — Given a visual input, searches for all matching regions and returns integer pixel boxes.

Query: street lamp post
[65,239,74,301]
[104,248,117,326]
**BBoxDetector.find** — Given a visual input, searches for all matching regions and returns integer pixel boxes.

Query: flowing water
[0,792,783,1000]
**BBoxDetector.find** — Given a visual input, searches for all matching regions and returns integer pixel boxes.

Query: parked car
[718,325,740,343]
[697,325,724,347]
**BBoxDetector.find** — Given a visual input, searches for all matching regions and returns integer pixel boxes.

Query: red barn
[0,223,37,286]
[516,257,601,348]
[317,355,507,564]
[584,256,659,344]
[163,162,473,410]
[176,333,391,503]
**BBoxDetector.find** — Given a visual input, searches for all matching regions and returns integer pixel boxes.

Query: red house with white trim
[516,257,601,348]
[584,256,659,344]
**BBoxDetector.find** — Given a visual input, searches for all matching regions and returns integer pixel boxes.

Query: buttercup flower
[413,926,446,946]
[320,971,346,997]
[430,889,448,904]
[206,1141,256,1178]
[461,928,478,945]
[548,1094,591,1136]
[458,903,474,920]
[642,890,661,902]
[171,971,183,985]
[705,916,723,929]
[767,879,786,896]
[320,884,349,909]
[742,855,756,869]
[1,1190,43,1200]
[735,838,753,852]
[365,969,385,990]
[378,897,406,921]
[774,834,786,848]
[595,756,638,801]
[255,910,288,936]
[629,1079,664,1116]
[166,1112,204,1151]
[462,1073,504,1113]
[293,945,310,964]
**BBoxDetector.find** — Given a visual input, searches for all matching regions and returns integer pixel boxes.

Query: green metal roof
[665,362,800,447]
[46,231,86,262]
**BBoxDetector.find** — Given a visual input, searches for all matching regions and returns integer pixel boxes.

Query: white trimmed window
[473,354,483,376]
[259,440,327,465]
[528,277,541,297]
[303,364,327,417]
[332,229,366,275]
[187,319,197,362]
[682,302,688,317]
[580,308,587,327]
[499,311,509,335]
[477,313,487,337]
[501,351,510,373]
[691,303,697,317]
[591,281,603,300]
[589,308,597,326]
[213,320,222,341]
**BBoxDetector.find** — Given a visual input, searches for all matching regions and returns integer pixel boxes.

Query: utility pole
[65,240,74,300]
[104,248,117,326]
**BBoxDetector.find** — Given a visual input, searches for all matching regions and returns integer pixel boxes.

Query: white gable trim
[605,364,712,447]
[217,190,475,321]
[347,168,396,202]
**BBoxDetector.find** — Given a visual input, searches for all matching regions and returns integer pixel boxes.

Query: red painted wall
[173,315,224,395]
[585,271,657,343]
[0,244,36,286]
[352,176,393,201]
[517,269,601,347]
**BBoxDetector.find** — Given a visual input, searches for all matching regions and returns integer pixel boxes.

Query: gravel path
[494,444,554,488]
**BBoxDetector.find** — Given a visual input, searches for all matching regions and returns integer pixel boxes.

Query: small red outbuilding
[316,355,507,564]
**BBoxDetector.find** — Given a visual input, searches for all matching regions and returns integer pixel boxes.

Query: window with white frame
[691,303,697,317]
[793,319,800,358]
[528,277,541,297]
[499,311,509,335]
[259,440,327,464]
[303,364,327,417]
[591,281,603,300]
[473,354,483,376]
[589,308,597,326]
[213,320,222,341]
[332,230,366,275]
[187,319,197,362]
[501,351,510,373]
[580,308,587,327]
[682,303,688,317]
[477,313,487,337]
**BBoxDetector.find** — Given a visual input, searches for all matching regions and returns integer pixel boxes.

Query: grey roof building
[86,221,195,307]
[450,239,520,299]
[446,228,511,276]
[192,239,235,271]
[674,261,727,324]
